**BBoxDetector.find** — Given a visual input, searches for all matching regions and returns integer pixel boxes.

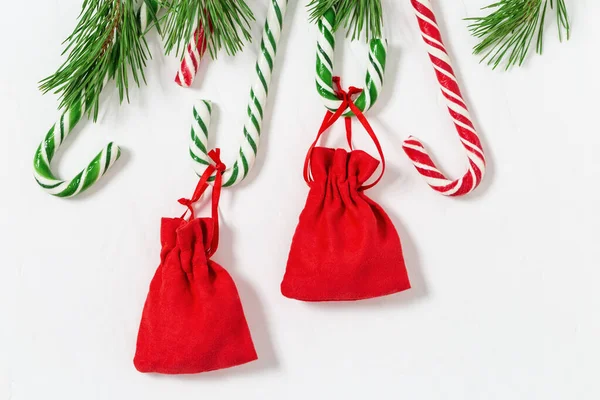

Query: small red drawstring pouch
[134,149,257,374]
[281,78,411,302]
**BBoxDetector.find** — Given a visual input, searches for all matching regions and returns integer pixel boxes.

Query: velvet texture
[281,78,411,302]
[134,149,257,374]
[282,148,411,301]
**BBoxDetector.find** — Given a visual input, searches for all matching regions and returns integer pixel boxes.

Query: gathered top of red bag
[160,216,212,249]
[158,216,215,283]
[282,78,411,302]
[310,147,380,190]
[134,149,257,374]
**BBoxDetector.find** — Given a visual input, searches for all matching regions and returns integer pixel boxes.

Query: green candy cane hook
[33,1,159,198]
[316,8,387,116]
[33,100,121,198]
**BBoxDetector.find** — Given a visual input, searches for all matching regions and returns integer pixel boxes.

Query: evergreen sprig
[39,0,152,120]
[160,0,255,58]
[308,0,383,41]
[467,0,570,69]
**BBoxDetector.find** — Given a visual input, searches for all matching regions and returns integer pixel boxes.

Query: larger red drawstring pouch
[281,79,411,302]
[134,149,257,374]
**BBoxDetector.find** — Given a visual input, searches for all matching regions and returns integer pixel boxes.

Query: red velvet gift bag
[281,80,411,302]
[134,150,257,374]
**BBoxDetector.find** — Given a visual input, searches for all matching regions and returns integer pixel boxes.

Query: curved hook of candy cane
[189,0,288,187]
[32,1,152,198]
[189,100,222,175]
[33,99,121,198]
[402,0,486,197]
[316,8,387,117]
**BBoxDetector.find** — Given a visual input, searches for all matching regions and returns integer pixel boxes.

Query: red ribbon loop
[304,77,386,191]
[178,149,226,257]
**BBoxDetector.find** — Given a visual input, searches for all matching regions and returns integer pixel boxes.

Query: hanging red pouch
[281,79,411,301]
[134,150,257,374]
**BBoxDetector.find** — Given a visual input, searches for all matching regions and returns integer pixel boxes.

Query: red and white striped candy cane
[403,0,486,197]
[175,25,208,88]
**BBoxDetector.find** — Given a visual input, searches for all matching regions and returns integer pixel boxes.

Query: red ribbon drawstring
[304,77,386,191]
[178,148,226,257]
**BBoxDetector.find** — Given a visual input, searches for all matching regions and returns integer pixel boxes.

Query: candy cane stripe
[421,31,445,48]
[403,0,486,196]
[369,56,384,84]
[413,161,443,173]
[244,128,258,153]
[441,87,467,108]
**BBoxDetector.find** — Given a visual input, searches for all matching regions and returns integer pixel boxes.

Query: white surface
[1,1,599,399]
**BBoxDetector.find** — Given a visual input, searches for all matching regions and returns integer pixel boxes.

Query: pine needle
[467,0,570,70]
[160,0,255,58]
[308,0,383,40]
[39,0,153,120]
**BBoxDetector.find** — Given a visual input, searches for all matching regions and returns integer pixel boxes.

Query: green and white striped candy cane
[33,1,156,198]
[189,0,288,187]
[33,99,121,198]
[316,8,387,116]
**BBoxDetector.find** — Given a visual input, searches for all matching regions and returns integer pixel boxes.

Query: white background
[1,0,599,399]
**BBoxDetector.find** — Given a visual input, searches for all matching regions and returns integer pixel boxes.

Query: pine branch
[160,0,255,58]
[39,0,152,120]
[467,0,570,70]
[308,0,383,41]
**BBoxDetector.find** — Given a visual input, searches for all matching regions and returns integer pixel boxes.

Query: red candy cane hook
[403,0,486,197]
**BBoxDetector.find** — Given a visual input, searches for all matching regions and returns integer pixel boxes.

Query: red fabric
[134,150,257,374]
[281,78,411,302]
